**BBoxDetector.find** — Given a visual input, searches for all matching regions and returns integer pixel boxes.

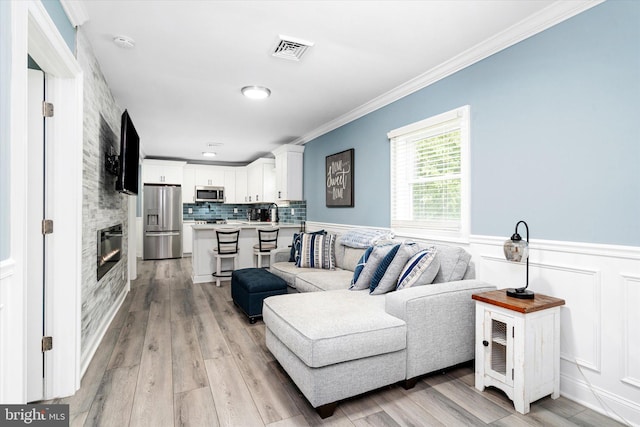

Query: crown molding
[292,0,605,146]
[59,0,89,27]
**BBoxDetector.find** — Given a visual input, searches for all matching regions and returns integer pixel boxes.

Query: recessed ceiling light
[113,35,135,49]
[202,152,217,157]
[241,86,271,100]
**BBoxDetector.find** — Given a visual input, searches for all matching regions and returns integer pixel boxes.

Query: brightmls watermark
[1,405,69,426]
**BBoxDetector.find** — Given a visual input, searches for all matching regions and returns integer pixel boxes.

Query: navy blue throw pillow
[369,244,400,293]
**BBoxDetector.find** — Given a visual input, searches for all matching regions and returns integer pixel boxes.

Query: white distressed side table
[472,290,565,414]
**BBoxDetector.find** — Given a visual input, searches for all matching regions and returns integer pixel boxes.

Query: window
[388,105,470,241]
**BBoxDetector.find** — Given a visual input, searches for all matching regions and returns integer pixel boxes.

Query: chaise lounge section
[263,230,496,417]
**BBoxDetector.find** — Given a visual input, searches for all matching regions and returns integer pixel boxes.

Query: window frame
[388,105,470,243]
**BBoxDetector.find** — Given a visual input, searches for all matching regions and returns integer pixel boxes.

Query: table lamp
[503,220,534,299]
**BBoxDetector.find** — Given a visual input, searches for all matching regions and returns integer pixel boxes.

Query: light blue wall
[304,0,640,247]
[42,0,75,52]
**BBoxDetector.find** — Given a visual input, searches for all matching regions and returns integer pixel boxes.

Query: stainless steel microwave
[194,186,224,203]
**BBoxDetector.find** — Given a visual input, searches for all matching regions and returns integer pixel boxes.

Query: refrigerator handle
[145,232,181,237]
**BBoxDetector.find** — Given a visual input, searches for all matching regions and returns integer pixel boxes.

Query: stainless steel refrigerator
[143,184,182,260]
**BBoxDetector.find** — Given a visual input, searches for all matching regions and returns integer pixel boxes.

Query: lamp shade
[503,238,528,263]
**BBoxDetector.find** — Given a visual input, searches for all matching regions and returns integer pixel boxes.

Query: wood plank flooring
[49,258,625,426]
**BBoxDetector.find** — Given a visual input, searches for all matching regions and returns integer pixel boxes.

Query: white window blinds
[388,106,470,239]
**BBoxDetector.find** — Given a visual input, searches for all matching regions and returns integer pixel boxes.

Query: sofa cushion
[396,247,440,290]
[297,233,336,270]
[371,242,422,295]
[263,289,407,368]
[351,244,396,290]
[295,269,354,292]
[432,245,472,283]
[270,262,303,288]
[341,246,366,272]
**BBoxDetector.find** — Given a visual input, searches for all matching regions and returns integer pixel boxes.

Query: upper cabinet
[182,164,197,203]
[233,167,248,204]
[273,145,304,201]
[146,150,303,205]
[223,167,236,204]
[246,158,275,203]
[195,166,225,187]
[142,159,186,185]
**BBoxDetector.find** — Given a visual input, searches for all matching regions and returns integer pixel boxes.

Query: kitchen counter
[191,222,300,283]
[191,221,301,230]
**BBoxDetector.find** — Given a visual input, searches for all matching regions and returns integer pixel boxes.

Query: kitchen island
[191,222,301,284]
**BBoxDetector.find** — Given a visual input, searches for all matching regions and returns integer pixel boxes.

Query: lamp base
[506,288,535,299]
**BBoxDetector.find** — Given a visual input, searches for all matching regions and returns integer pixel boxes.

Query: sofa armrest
[271,247,292,265]
[385,280,496,379]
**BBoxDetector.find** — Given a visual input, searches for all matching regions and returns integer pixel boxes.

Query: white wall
[307,221,640,426]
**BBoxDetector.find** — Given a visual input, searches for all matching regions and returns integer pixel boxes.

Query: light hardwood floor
[50,258,624,427]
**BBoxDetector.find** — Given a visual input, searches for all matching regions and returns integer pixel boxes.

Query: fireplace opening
[97,224,123,280]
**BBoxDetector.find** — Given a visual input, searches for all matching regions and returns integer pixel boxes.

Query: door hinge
[512,326,515,338]
[42,219,53,235]
[512,368,514,380]
[43,102,54,118]
[42,336,53,352]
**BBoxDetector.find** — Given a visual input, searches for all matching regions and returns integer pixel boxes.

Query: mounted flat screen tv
[116,110,140,195]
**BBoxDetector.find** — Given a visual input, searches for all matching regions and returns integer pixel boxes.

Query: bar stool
[253,228,279,268]
[212,228,240,287]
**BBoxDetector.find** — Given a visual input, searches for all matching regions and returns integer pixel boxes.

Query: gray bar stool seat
[253,228,279,268]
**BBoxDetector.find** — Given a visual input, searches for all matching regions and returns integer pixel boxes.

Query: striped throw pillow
[396,247,440,290]
[296,233,336,270]
[350,246,374,289]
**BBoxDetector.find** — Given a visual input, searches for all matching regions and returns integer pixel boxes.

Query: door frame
[1,0,83,401]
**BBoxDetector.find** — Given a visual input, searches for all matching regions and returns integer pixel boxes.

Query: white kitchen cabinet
[473,290,565,414]
[195,165,225,187]
[142,160,186,185]
[273,145,304,201]
[246,158,275,203]
[182,164,197,204]
[182,221,194,255]
[235,167,248,203]
[223,167,236,203]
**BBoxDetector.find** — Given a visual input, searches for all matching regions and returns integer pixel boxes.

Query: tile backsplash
[183,201,306,224]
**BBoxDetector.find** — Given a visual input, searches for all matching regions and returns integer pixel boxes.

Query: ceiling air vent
[272,35,314,61]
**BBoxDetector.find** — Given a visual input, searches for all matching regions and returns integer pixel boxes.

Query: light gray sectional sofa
[263,232,496,418]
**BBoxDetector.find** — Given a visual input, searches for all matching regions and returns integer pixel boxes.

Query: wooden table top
[472,289,565,313]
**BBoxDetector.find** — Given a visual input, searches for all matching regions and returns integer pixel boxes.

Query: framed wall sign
[326,148,354,207]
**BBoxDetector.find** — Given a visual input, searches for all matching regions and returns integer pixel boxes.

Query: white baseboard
[79,284,129,377]
[561,372,640,426]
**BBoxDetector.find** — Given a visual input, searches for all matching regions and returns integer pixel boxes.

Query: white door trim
[2,0,83,402]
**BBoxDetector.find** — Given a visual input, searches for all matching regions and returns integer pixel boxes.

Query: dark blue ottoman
[231,268,288,323]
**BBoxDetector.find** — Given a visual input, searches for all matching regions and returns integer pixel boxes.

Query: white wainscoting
[0,258,23,403]
[306,222,640,425]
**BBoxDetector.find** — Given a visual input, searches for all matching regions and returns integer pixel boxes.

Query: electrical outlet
[291,208,295,215]
[234,208,238,214]
[188,207,193,214]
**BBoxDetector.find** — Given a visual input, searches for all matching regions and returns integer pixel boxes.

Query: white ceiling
[76,0,589,165]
